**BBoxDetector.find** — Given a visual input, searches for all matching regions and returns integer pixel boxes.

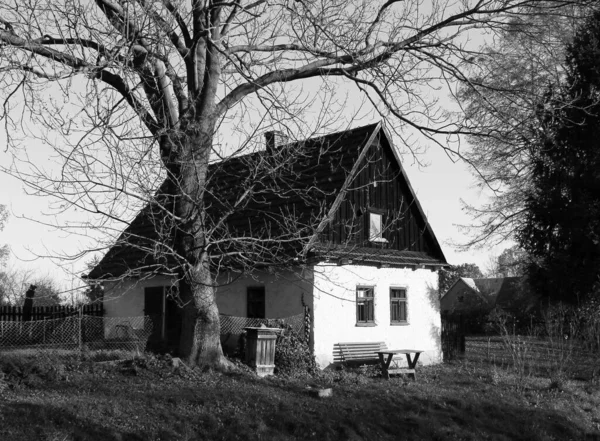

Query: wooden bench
[333,342,388,365]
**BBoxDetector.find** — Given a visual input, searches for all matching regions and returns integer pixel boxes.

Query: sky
[0,126,511,294]
[0,0,518,293]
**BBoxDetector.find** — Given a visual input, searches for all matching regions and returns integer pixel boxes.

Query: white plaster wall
[311,263,442,369]
[102,270,312,336]
[215,269,313,318]
[103,276,174,338]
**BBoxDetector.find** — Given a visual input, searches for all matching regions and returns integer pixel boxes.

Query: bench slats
[333,342,388,364]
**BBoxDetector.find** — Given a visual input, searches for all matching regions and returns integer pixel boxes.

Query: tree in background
[0,0,590,367]
[0,205,10,305]
[0,267,62,306]
[519,10,600,304]
[497,246,528,277]
[439,263,483,295]
[485,245,528,278]
[82,257,103,304]
[457,2,595,247]
[0,205,8,265]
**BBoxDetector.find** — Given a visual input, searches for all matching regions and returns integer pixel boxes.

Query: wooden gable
[321,128,445,261]
[89,123,446,279]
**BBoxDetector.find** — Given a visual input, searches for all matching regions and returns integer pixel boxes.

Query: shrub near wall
[274,324,316,377]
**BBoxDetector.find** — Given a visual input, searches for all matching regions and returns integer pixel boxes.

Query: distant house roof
[89,123,447,279]
[444,276,535,312]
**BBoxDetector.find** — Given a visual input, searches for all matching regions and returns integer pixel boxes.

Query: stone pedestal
[244,327,280,377]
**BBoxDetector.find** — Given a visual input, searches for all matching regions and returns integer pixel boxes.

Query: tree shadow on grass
[0,402,144,441]
[222,377,600,441]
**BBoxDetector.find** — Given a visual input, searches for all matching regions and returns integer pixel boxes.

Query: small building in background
[441,276,538,318]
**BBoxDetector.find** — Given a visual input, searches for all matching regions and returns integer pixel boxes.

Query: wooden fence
[441,313,466,361]
[0,304,103,322]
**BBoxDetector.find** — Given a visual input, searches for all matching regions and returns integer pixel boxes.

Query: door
[164,286,183,353]
[247,287,266,319]
[144,286,165,350]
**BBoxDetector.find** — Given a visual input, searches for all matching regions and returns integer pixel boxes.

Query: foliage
[519,10,600,304]
[487,245,529,277]
[274,324,317,377]
[573,295,600,352]
[439,263,484,295]
[487,310,533,390]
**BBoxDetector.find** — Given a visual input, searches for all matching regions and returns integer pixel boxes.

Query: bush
[573,296,600,352]
[0,352,67,384]
[274,324,317,377]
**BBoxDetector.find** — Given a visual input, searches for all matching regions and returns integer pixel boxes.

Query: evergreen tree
[519,11,600,303]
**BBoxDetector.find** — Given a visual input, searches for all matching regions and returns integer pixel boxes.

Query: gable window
[356,286,375,325]
[390,288,408,324]
[368,211,388,243]
[247,287,266,319]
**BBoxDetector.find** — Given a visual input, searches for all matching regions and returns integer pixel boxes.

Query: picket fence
[0,304,103,322]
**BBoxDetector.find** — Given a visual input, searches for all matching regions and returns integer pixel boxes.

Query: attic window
[369,212,388,243]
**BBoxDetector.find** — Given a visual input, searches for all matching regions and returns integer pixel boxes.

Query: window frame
[367,209,388,243]
[390,287,408,325]
[356,286,376,326]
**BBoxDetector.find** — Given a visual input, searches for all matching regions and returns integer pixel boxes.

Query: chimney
[265,130,289,154]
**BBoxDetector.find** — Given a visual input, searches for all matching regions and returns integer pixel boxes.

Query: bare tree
[456,1,595,246]
[0,265,62,306]
[0,0,590,367]
[0,205,7,266]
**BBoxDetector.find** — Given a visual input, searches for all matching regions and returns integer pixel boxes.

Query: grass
[0,341,599,440]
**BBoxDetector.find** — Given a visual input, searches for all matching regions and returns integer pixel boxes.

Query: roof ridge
[208,122,381,167]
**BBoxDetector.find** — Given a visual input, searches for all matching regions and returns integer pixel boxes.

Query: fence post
[303,306,311,345]
[78,307,83,352]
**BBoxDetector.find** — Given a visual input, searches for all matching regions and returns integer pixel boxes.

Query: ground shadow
[0,402,145,441]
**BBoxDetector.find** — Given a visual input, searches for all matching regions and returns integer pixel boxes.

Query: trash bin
[244,326,280,377]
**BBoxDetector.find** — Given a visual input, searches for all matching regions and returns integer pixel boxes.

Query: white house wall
[215,269,314,353]
[215,269,313,317]
[311,263,441,369]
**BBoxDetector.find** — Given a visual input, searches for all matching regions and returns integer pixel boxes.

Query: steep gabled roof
[89,123,446,279]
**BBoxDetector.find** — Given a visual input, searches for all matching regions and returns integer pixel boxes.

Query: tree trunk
[178,251,229,368]
[166,121,231,368]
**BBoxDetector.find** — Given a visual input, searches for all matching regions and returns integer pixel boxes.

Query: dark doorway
[144,286,182,353]
[247,287,266,319]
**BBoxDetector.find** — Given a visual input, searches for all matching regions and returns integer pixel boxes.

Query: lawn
[0,341,599,441]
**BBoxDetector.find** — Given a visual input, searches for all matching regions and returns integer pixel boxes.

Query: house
[88,122,448,368]
[441,277,537,316]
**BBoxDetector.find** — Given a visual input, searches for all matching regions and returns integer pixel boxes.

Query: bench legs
[379,352,421,380]
[378,353,395,380]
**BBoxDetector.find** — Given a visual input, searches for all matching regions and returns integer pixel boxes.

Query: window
[368,211,387,243]
[247,287,266,319]
[356,286,375,325]
[390,288,408,324]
